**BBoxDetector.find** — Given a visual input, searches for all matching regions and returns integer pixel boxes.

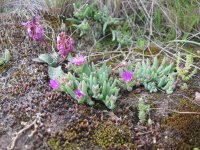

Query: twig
[150,108,200,115]
[8,119,37,150]
[8,113,42,150]
[168,40,200,46]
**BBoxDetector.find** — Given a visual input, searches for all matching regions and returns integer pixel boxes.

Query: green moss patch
[47,120,134,149]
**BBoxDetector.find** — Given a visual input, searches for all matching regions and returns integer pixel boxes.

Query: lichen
[91,121,133,149]
[163,99,200,148]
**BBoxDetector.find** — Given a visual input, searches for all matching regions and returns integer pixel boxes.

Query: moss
[47,119,135,149]
[47,136,80,150]
[91,121,133,149]
[144,46,161,55]
[163,99,200,148]
[48,138,63,150]
[135,46,161,56]
[47,119,92,150]
[0,63,11,74]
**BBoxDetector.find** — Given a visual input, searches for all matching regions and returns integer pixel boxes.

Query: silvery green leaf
[82,80,88,95]
[48,66,66,82]
[152,57,158,70]
[0,58,4,65]
[82,63,91,76]
[87,98,94,106]
[105,96,115,109]
[127,86,132,92]
[33,53,53,63]
[65,85,75,99]
[4,49,11,63]
[33,53,60,67]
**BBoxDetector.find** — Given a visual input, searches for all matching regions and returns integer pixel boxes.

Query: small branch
[8,113,42,150]
[150,108,200,115]
[8,119,37,150]
[168,40,200,46]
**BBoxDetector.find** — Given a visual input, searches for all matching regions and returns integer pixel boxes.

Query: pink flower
[57,32,74,58]
[122,70,133,83]
[49,79,60,89]
[68,37,74,52]
[70,54,86,66]
[22,16,44,41]
[75,89,84,99]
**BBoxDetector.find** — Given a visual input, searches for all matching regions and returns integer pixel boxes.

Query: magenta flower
[70,54,86,66]
[68,37,74,52]
[49,79,60,89]
[122,70,133,83]
[57,32,74,58]
[22,16,44,41]
[75,89,84,99]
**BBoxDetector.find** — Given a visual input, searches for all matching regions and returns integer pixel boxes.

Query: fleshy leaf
[33,53,60,67]
[48,66,66,82]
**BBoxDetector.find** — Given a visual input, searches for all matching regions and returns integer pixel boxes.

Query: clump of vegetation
[48,56,120,109]
[138,98,150,124]
[48,139,63,150]
[118,57,177,94]
[0,49,11,66]
[112,29,132,48]
[67,1,131,48]
[91,121,133,149]
[176,52,197,81]
[18,1,198,110]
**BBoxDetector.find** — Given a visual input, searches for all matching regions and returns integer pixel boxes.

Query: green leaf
[82,80,88,95]
[33,53,60,67]
[137,38,145,50]
[33,53,53,63]
[0,58,4,66]
[48,66,66,82]
[60,85,67,92]
[65,85,76,99]
[152,57,158,70]
[127,86,132,92]
[4,49,11,63]
[157,76,166,87]
[82,63,91,76]
[103,22,108,35]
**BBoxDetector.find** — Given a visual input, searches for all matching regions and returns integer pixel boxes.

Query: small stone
[195,92,200,104]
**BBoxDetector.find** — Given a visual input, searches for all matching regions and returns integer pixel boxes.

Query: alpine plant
[57,32,74,58]
[22,16,44,41]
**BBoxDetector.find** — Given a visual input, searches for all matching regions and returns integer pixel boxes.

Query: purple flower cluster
[22,16,44,41]
[57,32,74,58]
[49,79,60,89]
[70,54,86,66]
[75,89,84,99]
[122,70,134,83]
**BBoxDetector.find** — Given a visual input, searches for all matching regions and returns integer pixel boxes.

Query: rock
[195,92,200,104]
